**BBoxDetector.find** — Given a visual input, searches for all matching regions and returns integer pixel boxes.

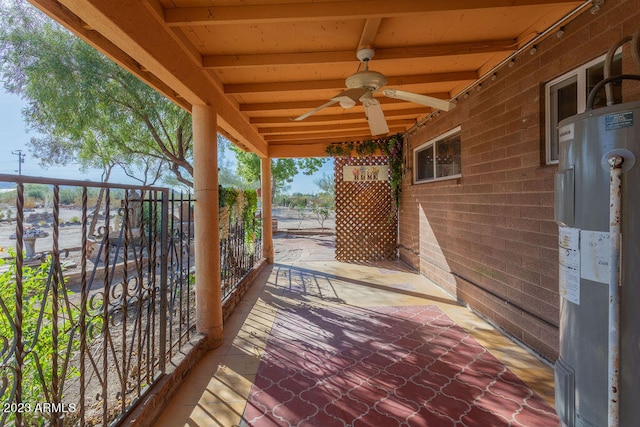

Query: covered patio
[14,0,640,425]
[155,235,557,426]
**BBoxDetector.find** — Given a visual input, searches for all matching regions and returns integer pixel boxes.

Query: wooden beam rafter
[225,71,477,94]
[269,143,332,158]
[239,94,450,112]
[258,119,414,134]
[250,108,429,125]
[165,0,583,26]
[266,132,409,148]
[203,40,515,69]
[264,128,407,142]
[358,17,382,49]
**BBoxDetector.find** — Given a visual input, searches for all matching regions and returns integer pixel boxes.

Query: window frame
[413,126,462,184]
[544,49,622,165]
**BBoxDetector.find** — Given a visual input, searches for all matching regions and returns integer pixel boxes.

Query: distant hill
[0,182,15,189]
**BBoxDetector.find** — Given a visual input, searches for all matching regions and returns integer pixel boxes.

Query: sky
[0,89,331,193]
[0,91,105,180]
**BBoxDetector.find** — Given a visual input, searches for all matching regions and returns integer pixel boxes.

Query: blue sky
[0,89,330,193]
[0,90,119,181]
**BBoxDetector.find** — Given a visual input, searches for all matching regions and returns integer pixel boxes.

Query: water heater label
[580,230,610,284]
[559,226,580,305]
[605,111,633,131]
[558,123,574,143]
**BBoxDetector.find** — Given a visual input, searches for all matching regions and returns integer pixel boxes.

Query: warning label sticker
[605,111,633,131]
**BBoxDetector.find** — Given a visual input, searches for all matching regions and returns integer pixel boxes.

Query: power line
[11,150,25,175]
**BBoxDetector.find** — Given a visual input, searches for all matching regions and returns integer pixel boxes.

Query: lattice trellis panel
[335,156,397,261]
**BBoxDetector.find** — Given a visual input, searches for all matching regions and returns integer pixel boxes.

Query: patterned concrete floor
[243,304,558,426]
[156,236,557,426]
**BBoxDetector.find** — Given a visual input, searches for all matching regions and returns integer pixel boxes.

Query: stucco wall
[398,0,640,361]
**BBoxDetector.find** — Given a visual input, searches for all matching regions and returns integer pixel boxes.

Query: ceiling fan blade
[383,89,455,112]
[291,88,370,121]
[363,97,389,136]
[291,99,338,121]
[331,88,369,108]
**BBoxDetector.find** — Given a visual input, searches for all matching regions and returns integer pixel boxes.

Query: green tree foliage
[0,1,193,187]
[24,184,49,202]
[314,173,335,198]
[217,136,256,190]
[230,145,326,200]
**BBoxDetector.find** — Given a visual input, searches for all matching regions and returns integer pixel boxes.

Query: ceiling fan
[292,48,455,136]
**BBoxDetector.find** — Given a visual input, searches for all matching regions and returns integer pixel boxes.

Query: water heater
[555,87,640,427]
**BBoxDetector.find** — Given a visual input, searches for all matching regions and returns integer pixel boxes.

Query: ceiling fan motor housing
[345,70,387,91]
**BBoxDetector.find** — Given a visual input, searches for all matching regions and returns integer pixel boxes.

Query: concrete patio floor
[155,233,557,426]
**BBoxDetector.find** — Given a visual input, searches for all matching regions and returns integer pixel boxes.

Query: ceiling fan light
[338,98,356,108]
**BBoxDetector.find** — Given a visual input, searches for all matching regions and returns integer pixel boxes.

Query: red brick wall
[398,0,640,361]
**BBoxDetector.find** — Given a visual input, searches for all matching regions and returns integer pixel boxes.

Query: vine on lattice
[326,133,403,208]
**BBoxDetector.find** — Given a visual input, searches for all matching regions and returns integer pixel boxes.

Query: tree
[230,146,326,201]
[314,173,335,198]
[0,0,193,187]
[217,135,256,190]
[312,204,331,230]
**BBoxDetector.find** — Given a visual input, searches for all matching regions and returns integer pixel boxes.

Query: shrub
[0,253,80,425]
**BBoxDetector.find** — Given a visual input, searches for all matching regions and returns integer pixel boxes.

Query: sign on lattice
[334,156,397,262]
[342,164,390,182]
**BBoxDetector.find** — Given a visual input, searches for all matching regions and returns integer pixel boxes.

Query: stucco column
[261,157,274,264]
[192,104,223,349]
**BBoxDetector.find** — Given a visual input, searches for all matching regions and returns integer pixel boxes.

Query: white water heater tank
[554,99,640,426]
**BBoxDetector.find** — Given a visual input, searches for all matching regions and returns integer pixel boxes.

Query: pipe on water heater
[607,155,623,427]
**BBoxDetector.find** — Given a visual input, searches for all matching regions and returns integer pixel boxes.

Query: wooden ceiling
[30,0,587,157]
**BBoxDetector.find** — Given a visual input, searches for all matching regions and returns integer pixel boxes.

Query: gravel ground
[0,205,338,266]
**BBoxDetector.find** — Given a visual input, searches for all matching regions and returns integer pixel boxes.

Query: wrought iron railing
[220,218,262,301]
[0,175,196,426]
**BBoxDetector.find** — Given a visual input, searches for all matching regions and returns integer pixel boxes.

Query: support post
[192,104,223,348]
[261,157,274,264]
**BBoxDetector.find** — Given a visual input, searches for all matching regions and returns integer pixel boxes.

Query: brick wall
[398,0,640,361]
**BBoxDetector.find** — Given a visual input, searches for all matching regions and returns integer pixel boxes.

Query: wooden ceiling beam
[358,17,382,49]
[165,0,583,26]
[204,50,354,69]
[269,143,332,158]
[251,108,428,124]
[239,94,450,112]
[264,128,407,142]
[224,71,476,94]
[203,40,515,69]
[258,119,414,134]
[225,79,344,94]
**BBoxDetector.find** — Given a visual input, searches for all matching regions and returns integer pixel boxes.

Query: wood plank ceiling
[30,0,586,157]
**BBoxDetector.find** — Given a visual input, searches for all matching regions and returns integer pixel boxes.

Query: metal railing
[220,218,262,301]
[0,175,197,426]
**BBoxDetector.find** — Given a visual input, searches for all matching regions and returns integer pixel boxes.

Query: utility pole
[11,150,25,175]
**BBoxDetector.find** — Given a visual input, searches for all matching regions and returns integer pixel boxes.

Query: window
[545,51,622,164]
[414,126,461,183]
